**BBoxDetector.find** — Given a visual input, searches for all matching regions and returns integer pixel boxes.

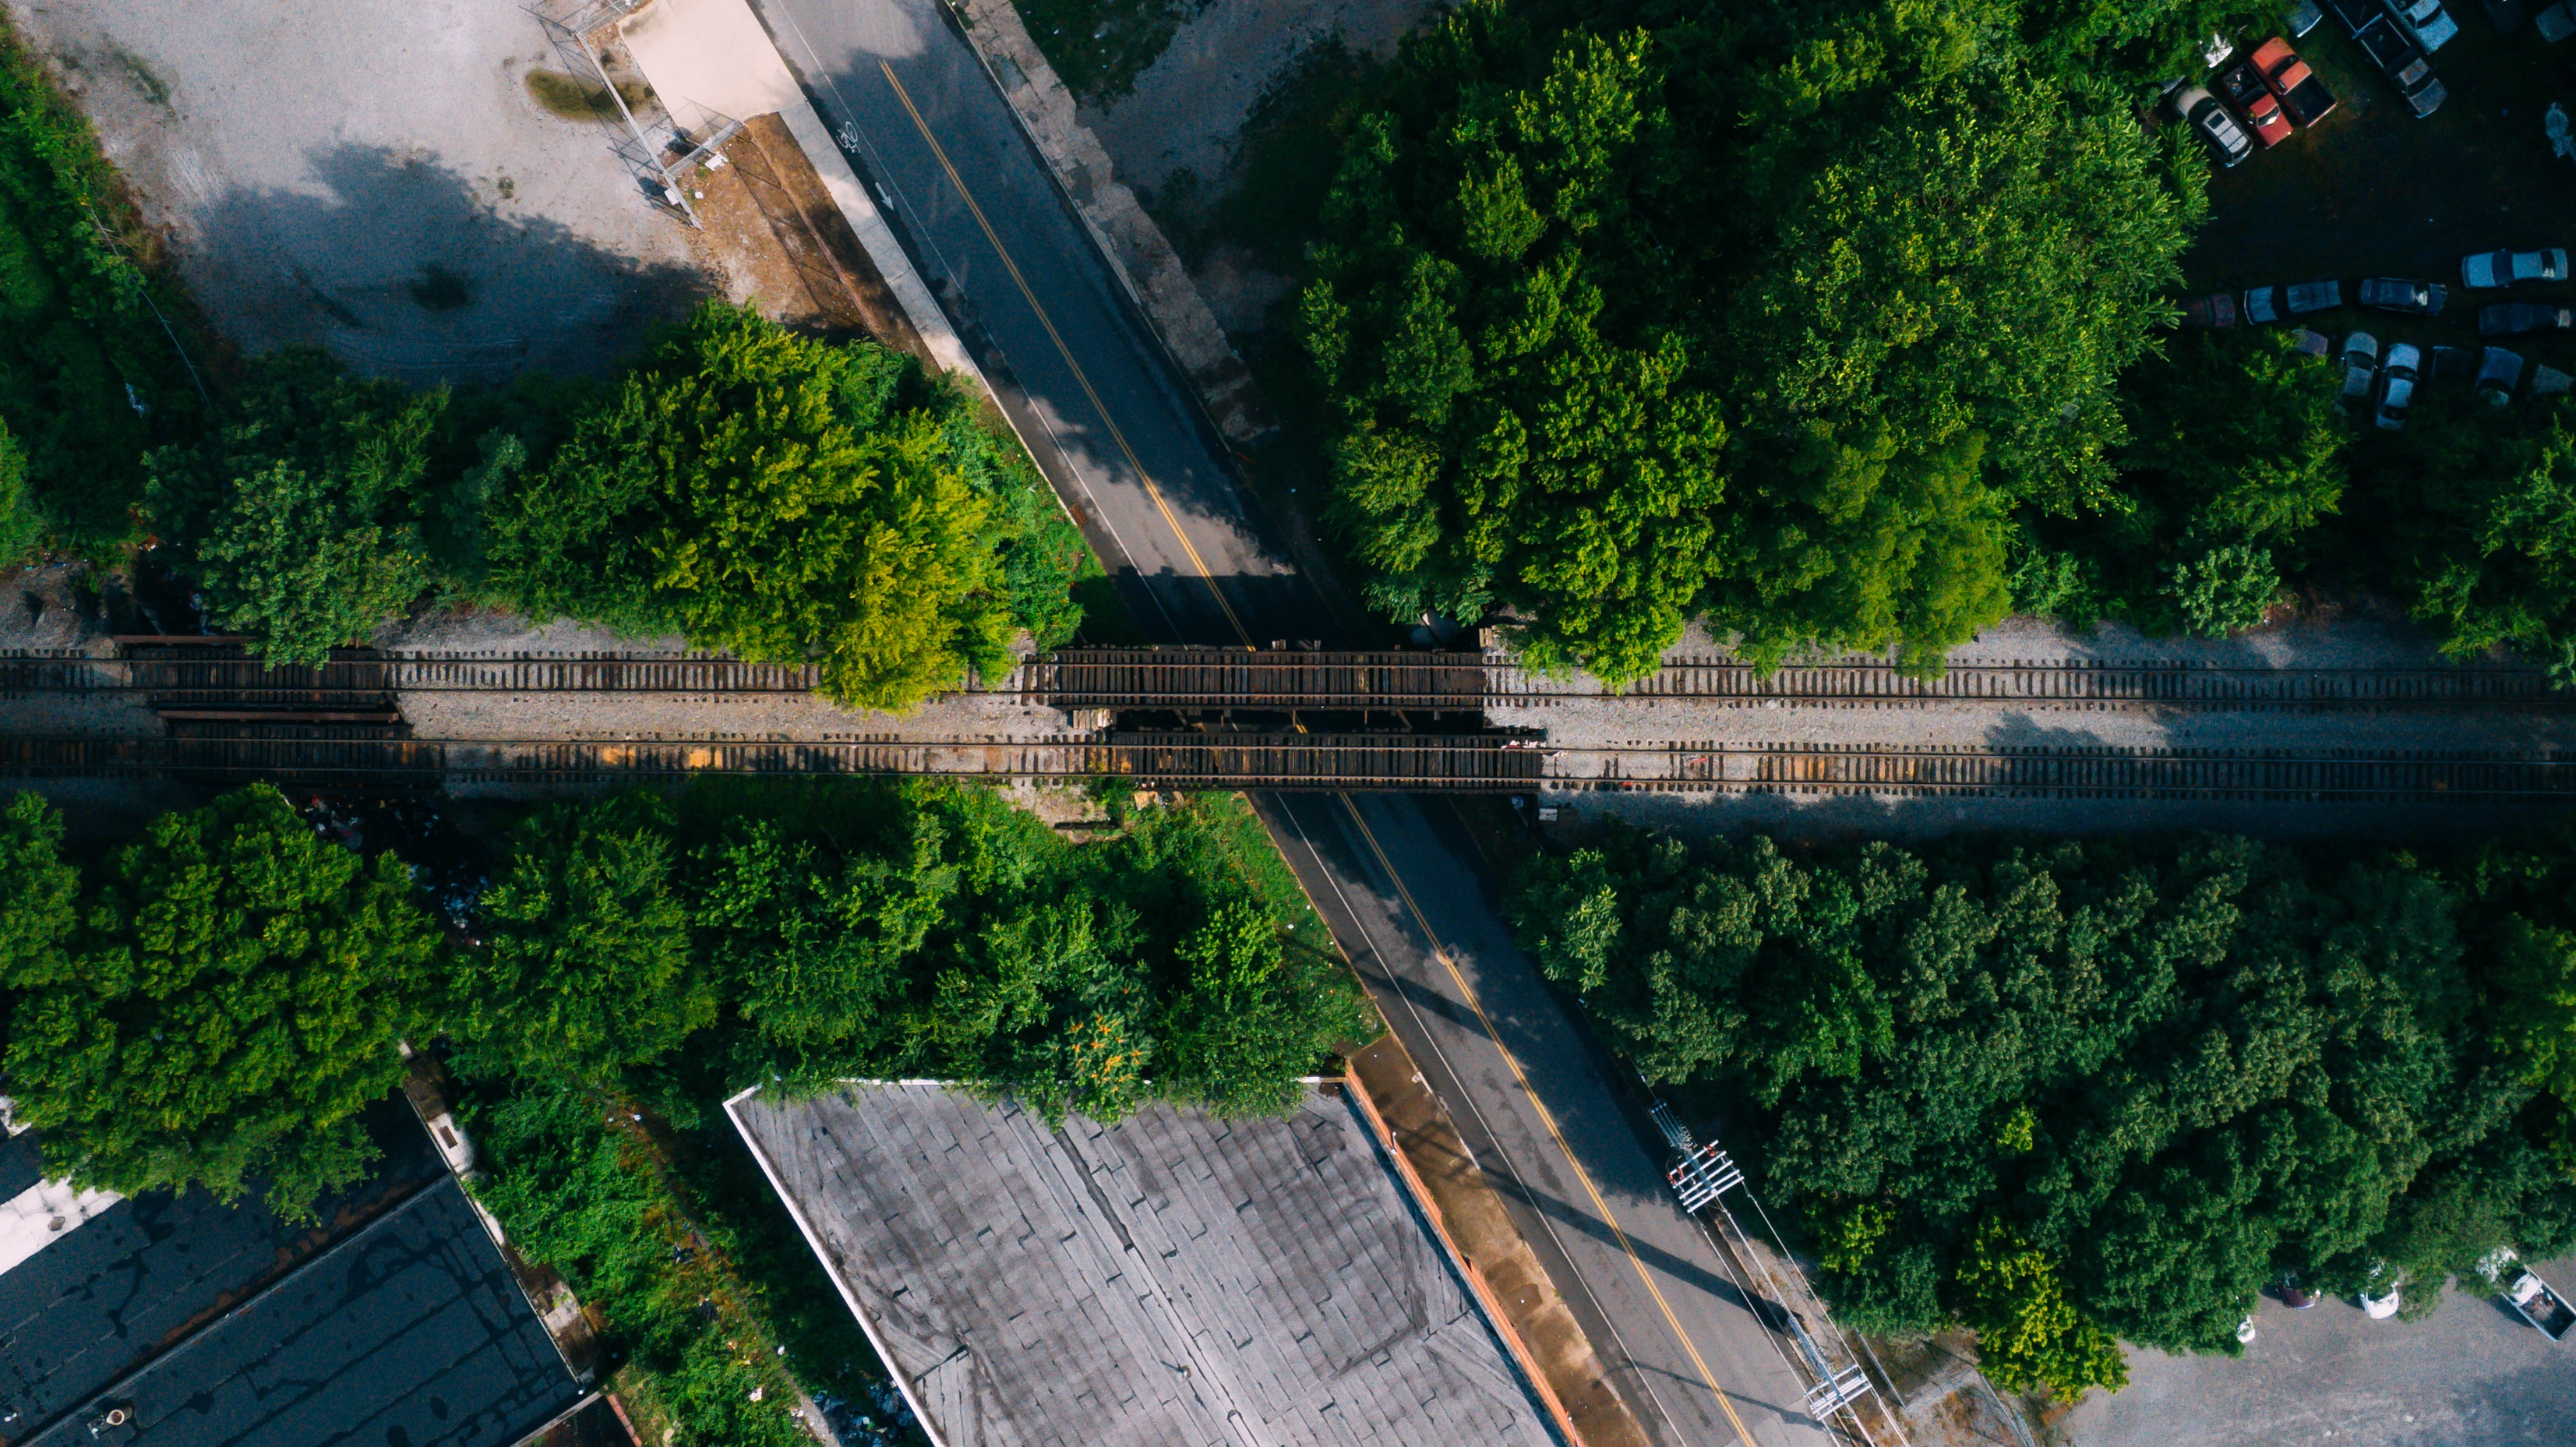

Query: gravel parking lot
[3,0,715,383]
[2066,1255,2576,1446]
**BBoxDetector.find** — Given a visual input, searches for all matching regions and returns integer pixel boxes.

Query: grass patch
[1011,0,1205,105]
[1186,791,1330,942]
[525,69,654,122]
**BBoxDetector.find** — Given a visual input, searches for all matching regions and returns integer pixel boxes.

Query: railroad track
[2,731,2563,799]
[1034,648,2570,709]
[3,647,2564,709]
[0,732,1545,791]
[1551,742,2576,799]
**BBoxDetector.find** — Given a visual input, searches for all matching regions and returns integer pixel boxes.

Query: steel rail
[0,731,1544,790]
[1548,742,2576,798]
[3,731,2566,799]
[4,648,2565,708]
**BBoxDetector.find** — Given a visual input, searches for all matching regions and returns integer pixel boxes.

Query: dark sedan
[2480,302,2576,335]
[2359,277,2447,315]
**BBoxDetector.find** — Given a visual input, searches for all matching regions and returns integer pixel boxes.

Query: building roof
[0,1099,584,1447]
[729,1081,1561,1447]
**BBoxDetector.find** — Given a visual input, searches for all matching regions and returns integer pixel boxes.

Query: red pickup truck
[2251,37,2338,125]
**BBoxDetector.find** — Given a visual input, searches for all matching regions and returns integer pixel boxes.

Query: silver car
[2377,341,2422,429]
[2340,331,2379,408]
[2461,248,2571,287]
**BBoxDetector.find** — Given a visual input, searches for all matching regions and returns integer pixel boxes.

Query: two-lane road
[752,0,1301,648]
[748,2,1835,1441]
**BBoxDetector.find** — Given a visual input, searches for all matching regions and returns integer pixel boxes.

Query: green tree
[1955,1220,2128,1398]
[1509,824,2576,1375]
[451,793,716,1081]
[0,790,77,1056]
[692,812,954,1057]
[143,351,452,665]
[0,784,443,1221]
[0,34,206,551]
[1302,1,2198,679]
[490,303,1076,711]
[2386,407,2576,682]
[0,420,41,565]
[1157,898,1360,1117]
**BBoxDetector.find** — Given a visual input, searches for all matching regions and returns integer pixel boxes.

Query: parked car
[2479,347,2525,404]
[2351,14,2448,115]
[2325,0,2384,29]
[2217,62,2293,146]
[2431,344,2479,380]
[2179,292,2239,327]
[2360,277,2447,314]
[2252,37,2339,124]
[2289,280,2343,313]
[2538,364,2575,397]
[2245,280,2343,323]
[2461,247,2570,287]
[2175,86,2253,166]
[2482,302,2576,334]
[2288,0,2329,32]
[2292,327,2334,357]
[2540,0,2576,39]
[2385,0,2462,48]
[2377,342,2422,429]
[2482,0,2528,32]
[2341,331,2379,406]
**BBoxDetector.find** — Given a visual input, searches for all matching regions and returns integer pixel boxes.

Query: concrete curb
[945,0,1278,444]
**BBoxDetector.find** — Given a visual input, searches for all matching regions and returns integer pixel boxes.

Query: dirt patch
[693,113,929,352]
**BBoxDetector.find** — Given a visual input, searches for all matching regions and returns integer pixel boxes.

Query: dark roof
[730,1081,1560,1447]
[0,1099,584,1447]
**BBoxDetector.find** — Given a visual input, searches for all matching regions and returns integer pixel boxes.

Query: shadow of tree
[185,143,713,385]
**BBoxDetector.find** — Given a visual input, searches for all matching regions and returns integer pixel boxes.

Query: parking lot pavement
[6,0,712,382]
[2064,1255,2576,1445]
[2183,17,2576,376]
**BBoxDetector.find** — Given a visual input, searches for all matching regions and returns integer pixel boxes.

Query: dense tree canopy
[0,34,207,552]
[661,782,1371,1119]
[1511,824,2576,1391]
[446,792,716,1083]
[144,351,486,665]
[0,785,444,1220]
[490,304,1085,711]
[1302,0,2204,678]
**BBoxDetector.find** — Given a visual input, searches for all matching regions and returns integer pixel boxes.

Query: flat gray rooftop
[729,1081,1559,1447]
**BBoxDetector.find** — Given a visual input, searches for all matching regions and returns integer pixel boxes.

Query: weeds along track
[5,648,2565,710]
[1,731,2567,799]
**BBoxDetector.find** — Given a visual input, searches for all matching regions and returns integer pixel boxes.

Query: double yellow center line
[874,59,1254,650]
[870,55,1759,1446]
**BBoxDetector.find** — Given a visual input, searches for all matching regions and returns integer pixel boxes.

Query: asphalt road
[1264,791,1833,1447]
[747,1,1835,1441]
[752,0,1303,648]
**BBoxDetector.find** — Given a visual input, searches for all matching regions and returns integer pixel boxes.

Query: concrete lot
[2066,1256,2576,1446]
[4,0,715,383]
